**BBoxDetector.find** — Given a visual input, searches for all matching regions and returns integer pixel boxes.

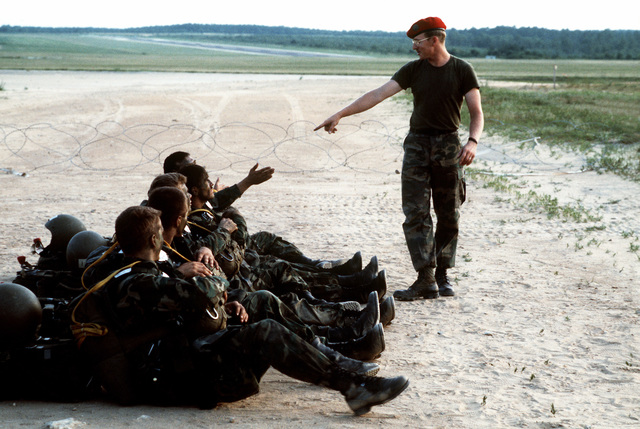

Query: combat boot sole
[345,375,410,416]
[379,296,395,326]
[393,285,439,301]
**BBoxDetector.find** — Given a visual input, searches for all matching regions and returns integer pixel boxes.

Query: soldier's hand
[219,218,238,234]
[211,256,221,271]
[458,140,477,166]
[225,301,249,323]
[177,261,212,278]
[213,177,228,191]
[194,247,215,267]
[313,114,341,134]
[246,163,274,185]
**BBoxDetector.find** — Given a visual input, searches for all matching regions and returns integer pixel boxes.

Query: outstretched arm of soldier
[314,80,403,134]
[236,163,275,194]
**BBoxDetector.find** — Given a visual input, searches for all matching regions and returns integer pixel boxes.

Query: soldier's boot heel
[326,323,385,361]
[312,338,379,377]
[393,268,439,301]
[342,374,410,416]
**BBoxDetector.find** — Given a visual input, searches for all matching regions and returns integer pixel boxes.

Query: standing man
[315,17,484,300]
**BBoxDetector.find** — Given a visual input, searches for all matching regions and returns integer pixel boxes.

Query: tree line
[2,24,639,59]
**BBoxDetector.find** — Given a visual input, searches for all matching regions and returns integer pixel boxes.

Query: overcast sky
[3,0,639,32]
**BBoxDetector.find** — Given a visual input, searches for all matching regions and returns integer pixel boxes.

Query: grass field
[1,32,639,180]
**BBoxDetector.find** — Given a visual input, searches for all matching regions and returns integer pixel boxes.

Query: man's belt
[409,128,456,136]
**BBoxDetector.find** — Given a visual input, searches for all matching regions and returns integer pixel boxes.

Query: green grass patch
[463,84,640,181]
[470,58,640,83]
[470,172,602,223]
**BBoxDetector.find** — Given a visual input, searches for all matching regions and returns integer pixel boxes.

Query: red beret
[406,17,447,38]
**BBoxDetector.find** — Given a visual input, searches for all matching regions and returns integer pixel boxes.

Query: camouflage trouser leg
[249,231,307,262]
[402,132,465,271]
[251,255,343,302]
[240,290,317,343]
[295,270,345,302]
[197,320,340,397]
[247,256,310,296]
[277,292,349,328]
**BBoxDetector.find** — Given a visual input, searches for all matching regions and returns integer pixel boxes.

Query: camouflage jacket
[93,259,228,334]
[208,185,242,212]
[187,204,249,252]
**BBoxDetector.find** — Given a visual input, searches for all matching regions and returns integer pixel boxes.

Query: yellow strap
[189,208,214,216]
[80,241,119,290]
[162,240,191,263]
[187,220,214,234]
[187,208,217,235]
[71,261,141,348]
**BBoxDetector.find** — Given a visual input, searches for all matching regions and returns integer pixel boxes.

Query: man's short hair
[147,186,188,230]
[148,172,187,197]
[115,206,161,255]
[425,29,446,42]
[179,164,208,194]
[163,151,191,173]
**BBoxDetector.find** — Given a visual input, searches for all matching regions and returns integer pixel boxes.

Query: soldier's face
[413,33,436,60]
[200,175,215,200]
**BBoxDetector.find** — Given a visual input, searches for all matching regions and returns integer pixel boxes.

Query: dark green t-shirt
[391,56,480,132]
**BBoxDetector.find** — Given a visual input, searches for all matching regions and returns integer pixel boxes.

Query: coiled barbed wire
[1,118,601,177]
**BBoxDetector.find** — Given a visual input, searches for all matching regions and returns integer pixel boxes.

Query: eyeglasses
[412,37,432,46]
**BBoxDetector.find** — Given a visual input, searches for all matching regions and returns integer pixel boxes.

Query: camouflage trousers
[241,289,363,341]
[193,319,341,405]
[248,231,308,264]
[241,251,344,302]
[248,232,352,300]
[232,256,350,327]
[97,291,349,408]
[402,131,466,271]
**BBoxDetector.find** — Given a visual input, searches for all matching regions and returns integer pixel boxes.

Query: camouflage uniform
[208,185,242,212]
[249,230,319,267]
[401,131,465,271]
[73,259,359,408]
[187,208,348,302]
[197,202,342,274]
[388,55,479,278]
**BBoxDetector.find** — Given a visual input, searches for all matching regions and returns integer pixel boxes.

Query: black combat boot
[302,251,363,275]
[326,291,379,342]
[435,267,455,297]
[331,370,409,416]
[312,338,380,376]
[291,251,362,275]
[393,267,439,301]
[336,256,378,287]
[341,270,387,304]
[326,251,363,275]
[326,323,385,361]
[379,295,395,326]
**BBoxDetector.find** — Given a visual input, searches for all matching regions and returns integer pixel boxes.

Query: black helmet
[66,230,109,270]
[45,214,86,252]
[0,282,43,348]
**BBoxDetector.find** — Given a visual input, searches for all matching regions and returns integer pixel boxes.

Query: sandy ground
[0,70,639,428]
